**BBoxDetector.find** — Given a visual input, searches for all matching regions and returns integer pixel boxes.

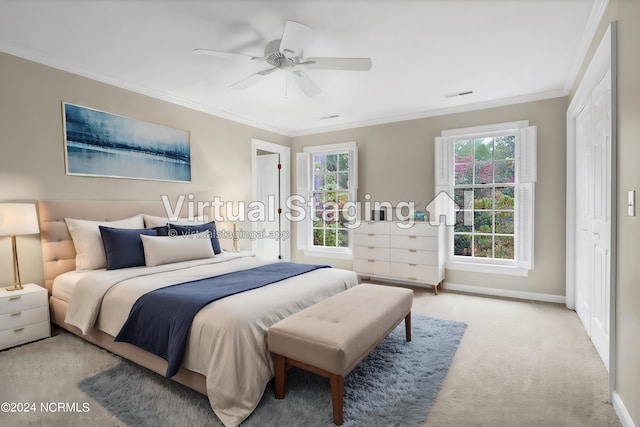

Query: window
[435,121,536,275]
[296,142,357,258]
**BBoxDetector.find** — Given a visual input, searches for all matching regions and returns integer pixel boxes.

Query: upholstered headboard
[38,200,193,294]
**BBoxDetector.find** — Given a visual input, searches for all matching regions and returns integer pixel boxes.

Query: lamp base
[5,283,24,292]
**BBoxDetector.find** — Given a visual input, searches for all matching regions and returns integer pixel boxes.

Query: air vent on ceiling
[445,90,474,99]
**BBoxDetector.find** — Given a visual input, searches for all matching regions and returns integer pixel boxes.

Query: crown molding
[290,89,567,137]
[0,44,291,137]
[563,0,610,93]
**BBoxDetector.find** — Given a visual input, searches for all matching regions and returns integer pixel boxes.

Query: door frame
[251,139,291,261]
[566,22,617,397]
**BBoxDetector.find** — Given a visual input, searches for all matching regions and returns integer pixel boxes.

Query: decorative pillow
[168,221,222,255]
[140,233,215,267]
[143,214,208,228]
[99,226,159,270]
[65,215,144,271]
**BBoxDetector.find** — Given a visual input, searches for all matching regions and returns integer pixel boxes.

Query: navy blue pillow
[168,221,222,255]
[99,226,159,270]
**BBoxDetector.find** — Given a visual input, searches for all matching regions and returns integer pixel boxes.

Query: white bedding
[63,254,359,427]
[52,269,102,302]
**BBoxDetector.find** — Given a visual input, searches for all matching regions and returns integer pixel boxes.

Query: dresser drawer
[355,221,391,235]
[390,224,439,237]
[0,320,50,350]
[353,233,390,247]
[0,290,47,315]
[0,306,49,331]
[390,262,440,283]
[389,235,437,251]
[353,259,390,277]
[353,246,390,261]
[390,248,438,265]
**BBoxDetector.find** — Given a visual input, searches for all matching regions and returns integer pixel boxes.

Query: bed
[38,200,359,427]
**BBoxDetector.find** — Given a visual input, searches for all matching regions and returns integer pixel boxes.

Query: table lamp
[0,203,40,291]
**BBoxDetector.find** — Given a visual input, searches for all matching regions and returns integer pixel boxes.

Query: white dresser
[0,284,50,350]
[353,221,445,294]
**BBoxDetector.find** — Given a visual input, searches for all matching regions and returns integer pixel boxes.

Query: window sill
[303,248,353,260]
[446,260,529,277]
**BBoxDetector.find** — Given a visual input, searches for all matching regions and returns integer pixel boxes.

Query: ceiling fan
[192,20,372,97]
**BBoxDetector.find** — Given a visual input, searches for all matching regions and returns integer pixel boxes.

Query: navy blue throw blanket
[114,262,330,378]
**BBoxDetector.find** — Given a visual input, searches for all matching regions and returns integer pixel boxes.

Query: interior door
[574,70,611,369]
[589,70,611,368]
[256,153,281,260]
[575,101,593,335]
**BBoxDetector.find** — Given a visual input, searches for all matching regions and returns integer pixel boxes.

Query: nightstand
[0,284,50,350]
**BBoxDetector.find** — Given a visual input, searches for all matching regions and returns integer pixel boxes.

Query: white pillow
[65,215,144,271]
[143,214,208,228]
[140,233,215,267]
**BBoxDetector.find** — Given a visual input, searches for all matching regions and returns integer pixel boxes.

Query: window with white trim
[296,142,358,258]
[435,121,536,274]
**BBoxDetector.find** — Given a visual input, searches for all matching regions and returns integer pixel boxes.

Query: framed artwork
[62,102,191,182]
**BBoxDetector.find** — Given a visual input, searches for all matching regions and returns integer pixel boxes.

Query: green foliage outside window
[453,135,516,260]
[312,152,351,248]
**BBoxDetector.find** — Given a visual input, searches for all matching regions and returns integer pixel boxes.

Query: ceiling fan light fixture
[194,20,373,97]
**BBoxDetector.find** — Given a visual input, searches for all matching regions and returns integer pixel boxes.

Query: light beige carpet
[0,330,125,427]
[0,288,621,427]
[409,288,621,427]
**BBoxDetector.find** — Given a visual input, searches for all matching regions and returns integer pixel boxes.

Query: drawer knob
[9,295,21,301]
[409,263,417,267]
[367,259,375,262]
[408,236,417,239]
[13,327,25,333]
[368,246,375,249]
[409,249,417,253]
[368,233,375,237]
[10,312,22,317]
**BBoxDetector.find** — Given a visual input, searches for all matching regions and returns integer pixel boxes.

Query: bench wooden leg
[330,374,344,425]
[274,353,286,399]
[405,311,412,342]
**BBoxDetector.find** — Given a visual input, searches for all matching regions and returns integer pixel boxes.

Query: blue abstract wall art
[63,103,191,182]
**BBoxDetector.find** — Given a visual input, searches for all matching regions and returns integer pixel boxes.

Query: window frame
[436,121,536,276]
[297,142,357,259]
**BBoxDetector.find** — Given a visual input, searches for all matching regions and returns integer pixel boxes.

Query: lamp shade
[0,203,40,236]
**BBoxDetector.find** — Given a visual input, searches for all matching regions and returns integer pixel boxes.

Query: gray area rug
[79,315,466,427]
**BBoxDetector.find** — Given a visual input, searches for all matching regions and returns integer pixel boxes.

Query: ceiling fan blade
[279,21,312,58]
[304,57,372,71]
[192,48,263,61]
[229,67,278,90]
[290,70,321,97]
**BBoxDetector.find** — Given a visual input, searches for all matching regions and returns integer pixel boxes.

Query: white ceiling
[0,1,600,136]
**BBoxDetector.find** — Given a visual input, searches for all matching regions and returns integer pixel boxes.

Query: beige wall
[291,97,568,297]
[0,52,289,286]
[571,1,640,424]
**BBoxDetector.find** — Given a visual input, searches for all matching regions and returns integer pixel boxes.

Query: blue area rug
[79,314,466,427]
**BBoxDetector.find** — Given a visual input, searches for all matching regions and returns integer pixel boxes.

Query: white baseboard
[443,282,566,304]
[613,390,637,427]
